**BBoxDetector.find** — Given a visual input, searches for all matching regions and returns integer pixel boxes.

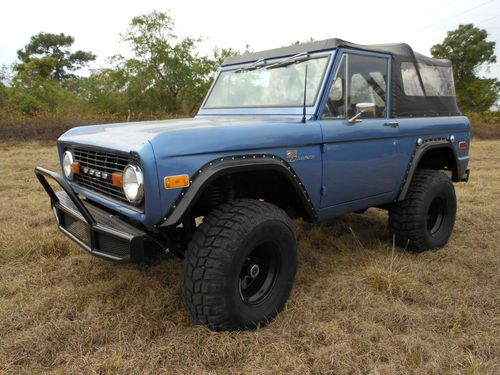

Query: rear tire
[182,199,297,331]
[389,169,456,252]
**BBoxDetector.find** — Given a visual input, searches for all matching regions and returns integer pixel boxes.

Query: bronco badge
[286,150,315,162]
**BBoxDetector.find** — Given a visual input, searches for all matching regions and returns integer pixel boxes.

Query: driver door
[319,52,400,208]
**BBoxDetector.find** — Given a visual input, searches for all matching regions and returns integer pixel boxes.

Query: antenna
[301,64,308,123]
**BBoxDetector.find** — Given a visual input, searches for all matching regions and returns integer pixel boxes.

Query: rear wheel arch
[398,140,460,201]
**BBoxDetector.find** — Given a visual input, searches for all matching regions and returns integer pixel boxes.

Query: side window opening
[322,56,346,118]
[323,54,388,119]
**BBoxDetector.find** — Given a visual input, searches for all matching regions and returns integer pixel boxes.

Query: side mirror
[348,111,364,124]
[348,102,376,123]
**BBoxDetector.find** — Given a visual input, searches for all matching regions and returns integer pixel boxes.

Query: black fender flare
[159,154,317,227]
[397,139,460,201]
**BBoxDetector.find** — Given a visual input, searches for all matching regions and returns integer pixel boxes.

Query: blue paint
[319,118,400,207]
[57,47,470,229]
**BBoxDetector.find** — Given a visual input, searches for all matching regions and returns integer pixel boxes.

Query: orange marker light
[71,162,80,174]
[164,175,190,189]
[112,172,123,188]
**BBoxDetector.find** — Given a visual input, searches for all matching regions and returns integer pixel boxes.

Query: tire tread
[389,169,456,252]
[182,199,294,331]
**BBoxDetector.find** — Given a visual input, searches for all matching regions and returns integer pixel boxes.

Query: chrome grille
[72,148,130,203]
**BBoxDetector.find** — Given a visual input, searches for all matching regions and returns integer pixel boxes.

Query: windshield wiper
[234,51,311,73]
[234,58,268,73]
[265,52,310,70]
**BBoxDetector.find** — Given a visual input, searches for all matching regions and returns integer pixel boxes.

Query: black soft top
[223,38,461,117]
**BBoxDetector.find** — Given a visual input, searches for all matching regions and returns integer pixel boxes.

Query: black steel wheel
[238,242,280,305]
[389,169,457,252]
[427,197,446,235]
[183,199,297,331]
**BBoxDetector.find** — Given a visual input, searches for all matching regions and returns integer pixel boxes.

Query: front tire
[183,199,297,331]
[389,169,457,252]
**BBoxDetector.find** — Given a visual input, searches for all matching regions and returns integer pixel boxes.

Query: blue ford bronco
[36,38,470,331]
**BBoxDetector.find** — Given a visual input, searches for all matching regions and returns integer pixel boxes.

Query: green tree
[0,82,6,109]
[6,33,95,115]
[431,24,498,112]
[8,61,79,115]
[0,66,8,108]
[456,78,500,112]
[16,32,96,81]
[77,68,129,114]
[111,11,236,114]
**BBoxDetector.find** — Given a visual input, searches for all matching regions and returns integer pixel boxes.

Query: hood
[59,116,321,157]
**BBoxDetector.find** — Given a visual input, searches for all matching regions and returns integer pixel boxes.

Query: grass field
[0,140,498,374]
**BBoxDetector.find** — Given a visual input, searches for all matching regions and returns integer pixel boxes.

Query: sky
[1,0,499,80]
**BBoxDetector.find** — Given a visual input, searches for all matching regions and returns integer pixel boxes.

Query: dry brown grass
[0,141,499,374]
[469,118,500,139]
[0,111,119,142]
[466,112,500,139]
[0,111,184,142]
[470,122,500,139]
[0,111,499,142]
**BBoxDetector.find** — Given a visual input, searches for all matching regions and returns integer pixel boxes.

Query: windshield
[203,56,329,108]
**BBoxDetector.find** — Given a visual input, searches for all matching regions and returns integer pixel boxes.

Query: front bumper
[35,167,146,262]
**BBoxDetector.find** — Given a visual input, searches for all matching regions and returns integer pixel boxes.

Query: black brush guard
[35,167,146,262]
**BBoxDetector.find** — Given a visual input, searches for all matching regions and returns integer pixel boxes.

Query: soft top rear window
[401,63,455,97]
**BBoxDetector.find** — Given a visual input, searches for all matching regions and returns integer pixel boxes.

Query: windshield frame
[198,51,335,116]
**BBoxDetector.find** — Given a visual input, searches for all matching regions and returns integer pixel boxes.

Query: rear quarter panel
[396,115,471,190]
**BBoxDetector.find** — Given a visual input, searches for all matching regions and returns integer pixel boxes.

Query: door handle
[384,121,399,128]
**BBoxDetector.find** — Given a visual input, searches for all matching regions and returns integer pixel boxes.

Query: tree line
[0,11,238,121]
[0,12,498,125]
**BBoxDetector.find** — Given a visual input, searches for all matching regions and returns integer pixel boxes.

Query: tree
[456,78,500,113]
[0,66,7,108]
[7,60,80,115]
[16,32,96,81]
[77,68,130,114]
[431,24,498,111]
[111,11,236,114]
[0,82,6,109]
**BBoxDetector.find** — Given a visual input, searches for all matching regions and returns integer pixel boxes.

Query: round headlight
[63,150,74,180]
[123,164,144,204]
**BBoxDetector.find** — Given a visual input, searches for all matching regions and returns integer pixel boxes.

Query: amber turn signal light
[112,172,123,188]
[71,162,80,175]
[164,175,190,189]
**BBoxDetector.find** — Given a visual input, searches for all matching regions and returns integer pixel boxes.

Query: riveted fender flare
[397,139,460,201]
[159,154,317,227]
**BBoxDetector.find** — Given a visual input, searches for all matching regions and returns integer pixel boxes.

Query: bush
[468,111,500,139]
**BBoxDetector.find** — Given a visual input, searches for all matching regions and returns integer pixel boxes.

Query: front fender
[159,154,317,227]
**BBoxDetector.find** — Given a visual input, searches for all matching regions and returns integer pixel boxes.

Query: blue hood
[58,116,321,156]
[58,115,323,228]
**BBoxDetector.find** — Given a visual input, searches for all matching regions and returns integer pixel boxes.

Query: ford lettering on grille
[71,148,131,204]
